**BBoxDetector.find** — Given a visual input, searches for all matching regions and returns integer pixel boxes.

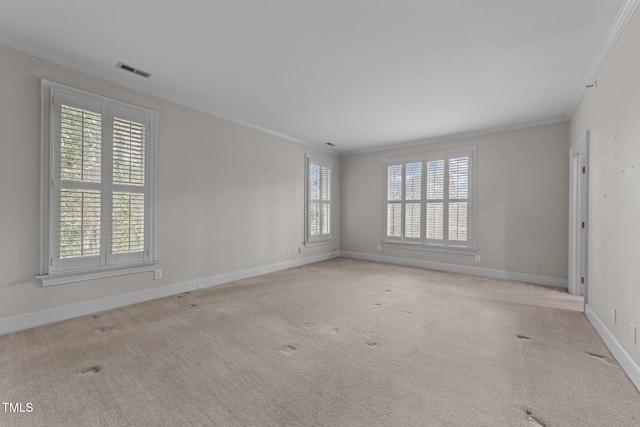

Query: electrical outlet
[612,309,617,325]
[377,245,381,251]
[632,324,637,346]
[474,255,481,263]
[154,269,162,280]
[287,248,291,256]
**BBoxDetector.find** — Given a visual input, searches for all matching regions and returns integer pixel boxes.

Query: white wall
[0,45,340,319]
[570,7,640,365]
[341,122,569,282]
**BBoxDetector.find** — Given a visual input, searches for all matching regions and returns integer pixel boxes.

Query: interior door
[577,152,588,297]
[569,132,588,298]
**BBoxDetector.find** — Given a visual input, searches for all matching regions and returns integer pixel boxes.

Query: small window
[384,147,476,253]
[305,155,332,245]
[38,81,157,285]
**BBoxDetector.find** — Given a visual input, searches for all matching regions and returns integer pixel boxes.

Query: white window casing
[305,155,332,245]
[383,147,476,254]
[38,80,157,286]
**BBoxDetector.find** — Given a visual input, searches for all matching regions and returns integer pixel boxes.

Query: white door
[569,133,589,297]
[577,151,588,296]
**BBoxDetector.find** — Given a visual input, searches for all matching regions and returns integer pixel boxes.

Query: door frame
[568,131,589,298]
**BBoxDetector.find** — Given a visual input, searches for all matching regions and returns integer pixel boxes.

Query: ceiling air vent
[116,62,152,79]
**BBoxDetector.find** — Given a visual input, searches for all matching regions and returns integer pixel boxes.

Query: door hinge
[581,221,585,229]
[581,277,585,284]
[582,166,586,173]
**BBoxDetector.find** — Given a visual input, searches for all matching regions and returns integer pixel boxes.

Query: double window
[39,81,156,285]
[384,147,476,252]
[305,155,332,245]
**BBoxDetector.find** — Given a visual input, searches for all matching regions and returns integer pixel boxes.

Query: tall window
[39,81,156,286]
[384,147,475,251]
[305,155,332,245]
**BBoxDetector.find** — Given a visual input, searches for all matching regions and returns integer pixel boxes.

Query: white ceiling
[0,0,633,154]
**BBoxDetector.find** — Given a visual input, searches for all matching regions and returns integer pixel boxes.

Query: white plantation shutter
[53,100,103,271]
[60,105,102,182]
[58,190,101,259]
[40,81,156,285]
[110,114,148,263]
[448,202,467,241]
[386,164,403,240]
[448,156,469,242]
[426,159,445,242]
[383,147,475,251]
[404,162,421,240]
[58,104,102,261]
[113,118,145,186]
[426,203,444,240]
[112,192,145,254]
[387,204,402,238]
[306,155,332,244]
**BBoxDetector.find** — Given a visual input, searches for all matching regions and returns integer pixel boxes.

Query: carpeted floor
[1,258,639,426]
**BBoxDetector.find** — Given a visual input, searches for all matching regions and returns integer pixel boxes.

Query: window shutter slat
[112,192,145,254]
[309,202,320,236]
[322,203,330,235]
[60,105,101,183]
[113,118,146,186]
[57,189,101,258]
[387,204,402,237]
[404,203,421,238]
[426,160,444,200]
[448,202,468,241]
[309,164,320,200]
[426,203,444,240]
[449,157,468,199]
[321,167,330,201]
[387,165,402,201]
[405,163,421,201]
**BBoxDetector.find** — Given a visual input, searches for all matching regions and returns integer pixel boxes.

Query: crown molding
[568,0,640,116]
[0,35,338,157]
[342,116,569,156]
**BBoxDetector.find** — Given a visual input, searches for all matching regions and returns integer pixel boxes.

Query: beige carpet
[1,258,639,426]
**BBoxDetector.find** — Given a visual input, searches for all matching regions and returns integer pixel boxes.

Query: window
[305,155,332,245]
[384,147,476,252]
[38,81,157,286]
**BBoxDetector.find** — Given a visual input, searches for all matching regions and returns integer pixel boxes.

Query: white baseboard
[339,251,568,288]
[0,251,339,336]
[585,304,640,392]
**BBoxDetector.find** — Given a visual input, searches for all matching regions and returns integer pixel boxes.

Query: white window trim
[38,80,157,286]
[304,155,333,246]
[383,146,477,254]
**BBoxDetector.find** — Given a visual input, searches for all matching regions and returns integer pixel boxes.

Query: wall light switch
[154,269,162,280]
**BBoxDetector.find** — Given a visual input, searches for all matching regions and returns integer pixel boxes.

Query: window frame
[383,146,477,254]
[38,80,157,286]
[304,155,333,246]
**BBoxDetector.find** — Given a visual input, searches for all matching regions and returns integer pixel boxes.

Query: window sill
[304,240,332,247]
[37,261,158,286]
[383,242,477,255]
